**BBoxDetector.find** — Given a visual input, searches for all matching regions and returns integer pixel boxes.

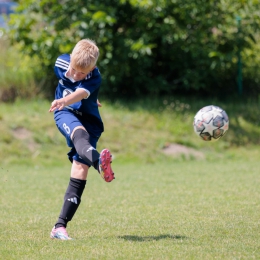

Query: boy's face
[68,60,94,81]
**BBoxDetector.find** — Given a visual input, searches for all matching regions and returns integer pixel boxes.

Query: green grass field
[0,99,260,259]
[1,161,259,259]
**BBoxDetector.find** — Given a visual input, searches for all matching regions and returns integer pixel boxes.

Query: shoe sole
[100,149,115,182]
[50,234,72,240]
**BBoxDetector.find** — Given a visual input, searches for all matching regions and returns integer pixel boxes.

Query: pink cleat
[50,226,72,240]
[99,149,115,182]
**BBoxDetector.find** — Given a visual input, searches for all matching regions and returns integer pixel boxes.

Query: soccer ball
[193,105,229,141]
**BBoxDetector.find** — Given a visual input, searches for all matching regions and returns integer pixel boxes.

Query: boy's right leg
[50,162,87,240]
[50,176,86,240]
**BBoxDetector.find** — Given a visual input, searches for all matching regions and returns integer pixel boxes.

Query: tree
[8,0,260,98]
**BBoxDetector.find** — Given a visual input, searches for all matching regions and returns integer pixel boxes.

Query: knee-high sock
[55,177,86,228]
[72,128,100,170]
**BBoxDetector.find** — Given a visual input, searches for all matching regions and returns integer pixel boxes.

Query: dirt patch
[12,127,32,140]
[12,127,39,153]
[162,143,204,160]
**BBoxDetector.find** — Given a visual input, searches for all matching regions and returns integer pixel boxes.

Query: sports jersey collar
[65,65,76,83]
[65,65,93,82]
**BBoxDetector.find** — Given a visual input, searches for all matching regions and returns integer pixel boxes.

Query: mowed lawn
[1,159,259,260]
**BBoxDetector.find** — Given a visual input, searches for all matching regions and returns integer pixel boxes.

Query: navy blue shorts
[54,110,101,166]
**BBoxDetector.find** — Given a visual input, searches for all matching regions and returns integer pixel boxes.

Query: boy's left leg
[50,161,88,240]
[71,127,100,169]
[72,128,115,182]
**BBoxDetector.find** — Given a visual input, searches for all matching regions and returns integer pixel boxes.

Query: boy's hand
[97,99,102,107]
[49,99,66,112]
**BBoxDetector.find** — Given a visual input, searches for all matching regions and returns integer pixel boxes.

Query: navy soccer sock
[72,128,100,170]
[55,177,86,229]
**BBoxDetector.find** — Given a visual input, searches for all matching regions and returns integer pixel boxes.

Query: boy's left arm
[49,89,88,112]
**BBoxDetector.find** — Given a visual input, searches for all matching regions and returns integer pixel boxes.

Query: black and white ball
[193,105,229,141]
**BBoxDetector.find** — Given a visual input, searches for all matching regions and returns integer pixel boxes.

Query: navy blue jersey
[54,54,104,136]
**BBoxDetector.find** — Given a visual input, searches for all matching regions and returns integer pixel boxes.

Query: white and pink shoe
[50,226,72,240]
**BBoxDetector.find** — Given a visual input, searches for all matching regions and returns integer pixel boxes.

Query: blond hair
[71,39,99,69]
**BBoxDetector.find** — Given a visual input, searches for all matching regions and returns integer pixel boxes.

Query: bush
[0,37,42,102]
[7,0,260,99]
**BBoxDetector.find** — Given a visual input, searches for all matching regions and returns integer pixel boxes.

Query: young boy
[49,39,115,240]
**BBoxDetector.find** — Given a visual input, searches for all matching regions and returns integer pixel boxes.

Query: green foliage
[0,38,40,101]
[7,0,260,98]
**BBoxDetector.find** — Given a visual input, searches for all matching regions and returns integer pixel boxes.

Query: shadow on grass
[118,234,187,242]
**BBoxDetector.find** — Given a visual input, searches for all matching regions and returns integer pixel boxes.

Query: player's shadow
[118,234,187,242]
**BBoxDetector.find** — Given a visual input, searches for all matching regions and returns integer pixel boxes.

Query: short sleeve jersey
[54,54,104,135]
